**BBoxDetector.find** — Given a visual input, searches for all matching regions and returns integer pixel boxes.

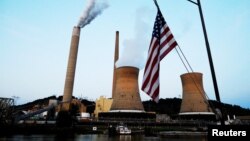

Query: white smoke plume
[77,0,109,28]
[116,7,152,69]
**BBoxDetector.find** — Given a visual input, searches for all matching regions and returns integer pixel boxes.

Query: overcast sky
[1,0,249,109]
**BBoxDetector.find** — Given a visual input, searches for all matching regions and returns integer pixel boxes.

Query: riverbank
[0,134,208,141]
[0,120,209,136]
[0,124,103,136]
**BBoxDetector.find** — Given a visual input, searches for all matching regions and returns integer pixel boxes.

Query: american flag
[141,10,177,103]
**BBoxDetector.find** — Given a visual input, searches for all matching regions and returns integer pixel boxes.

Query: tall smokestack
[62,26,81,111]
[60,0,108,111]
[112,31,119,98]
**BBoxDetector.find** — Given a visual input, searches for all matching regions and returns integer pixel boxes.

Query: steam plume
[77,0,109,28]
[116,7,151,69]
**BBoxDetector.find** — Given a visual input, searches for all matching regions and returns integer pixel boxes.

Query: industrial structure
[98,31,155,121]
[7,26,88,123]
[111,31,119,99]
[94,96,113,117]
[110,31,144,112]
[179,72,215,120]
[110,66,144,111]
[61,26,81,111]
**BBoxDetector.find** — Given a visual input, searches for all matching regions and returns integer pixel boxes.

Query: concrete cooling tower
[110,66,144,111]
[179,72,215,120]
[98,31,155,121]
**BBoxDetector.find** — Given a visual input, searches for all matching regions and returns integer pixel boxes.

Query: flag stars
[152,11,166,38]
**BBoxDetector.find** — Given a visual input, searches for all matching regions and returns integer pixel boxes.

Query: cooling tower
[111,31,119,99]
[110,66,144,111]
[179,72,215,118]
[61,26,80,111]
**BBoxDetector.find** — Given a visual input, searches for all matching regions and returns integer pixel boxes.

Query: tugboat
[115,123,131,135]
[108,123,131,136]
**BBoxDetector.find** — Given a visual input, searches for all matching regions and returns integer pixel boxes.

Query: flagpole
[153,0,160,10]
[187,0,224,125]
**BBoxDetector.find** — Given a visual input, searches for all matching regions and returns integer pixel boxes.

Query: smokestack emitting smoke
[62,27,80,110]
[116,8,151,69]
[61,0,108,111]
[77,0,109,28]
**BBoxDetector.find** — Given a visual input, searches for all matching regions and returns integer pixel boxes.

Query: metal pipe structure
[187,0,224,125]
[62,26,81,111]
[14,100,69,123]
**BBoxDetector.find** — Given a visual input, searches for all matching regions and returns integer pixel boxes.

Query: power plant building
[94,96,113,117]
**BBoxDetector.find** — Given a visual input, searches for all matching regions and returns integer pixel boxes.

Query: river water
[1,134,207,141]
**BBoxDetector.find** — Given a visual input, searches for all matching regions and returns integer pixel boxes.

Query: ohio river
[1,134,207,141]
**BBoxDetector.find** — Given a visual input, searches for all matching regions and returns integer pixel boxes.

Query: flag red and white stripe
[141,10,177,103]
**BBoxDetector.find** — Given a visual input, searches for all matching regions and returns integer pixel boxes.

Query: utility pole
[187,0,224,125]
